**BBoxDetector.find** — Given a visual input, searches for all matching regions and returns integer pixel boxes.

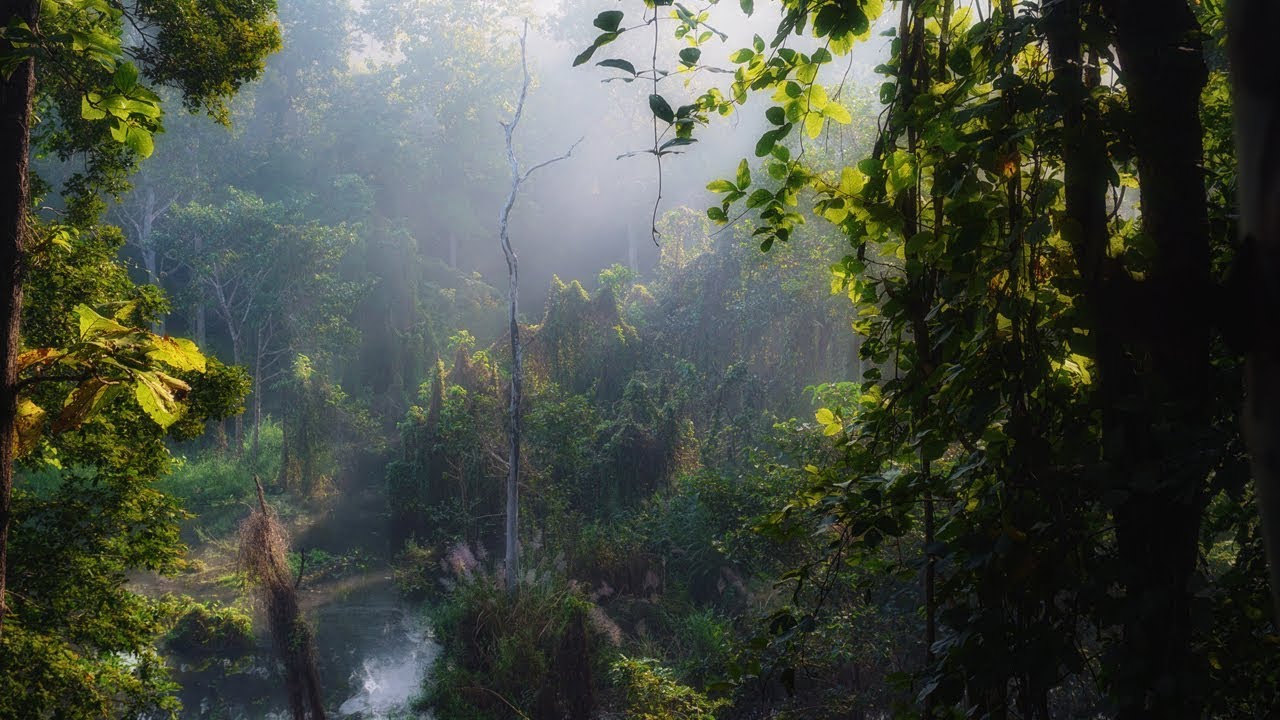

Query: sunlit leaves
[16,305,211,455]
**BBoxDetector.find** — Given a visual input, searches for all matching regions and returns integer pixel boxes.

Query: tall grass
[159,421,285,538]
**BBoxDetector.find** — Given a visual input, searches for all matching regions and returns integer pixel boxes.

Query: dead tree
[497,20,581,591]
[239,476,326,720]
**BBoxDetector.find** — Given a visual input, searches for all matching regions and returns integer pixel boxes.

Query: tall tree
[0,0,278,634]
[497,21,579,590]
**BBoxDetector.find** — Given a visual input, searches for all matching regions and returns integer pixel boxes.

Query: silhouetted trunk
[1227,0,1280,624]
[0,0,37,636]
[1101,1,1212,716]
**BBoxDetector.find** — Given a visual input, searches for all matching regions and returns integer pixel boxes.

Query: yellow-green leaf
[146,335,206,372]
[16,399,45,457]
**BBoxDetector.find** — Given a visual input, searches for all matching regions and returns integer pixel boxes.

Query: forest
[2,0,1280,718]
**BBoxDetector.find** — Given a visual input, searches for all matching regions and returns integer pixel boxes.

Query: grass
[158,421,288,538]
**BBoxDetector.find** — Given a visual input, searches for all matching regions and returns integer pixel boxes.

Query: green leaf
[593,10,624,32]
[736,159,751,188]
[707,179,737,193]
[740,0,753,14]
[122,124,155,158]
[573,32,619,66]
[597,58,636,75]
[133,371,186,428]
[815,408,836,424]
[81,93,107,120]
[679,47,701,66]
[746,188,773,208]
[649,94,676,124]
[729,48,755,63]
[765,106,785,125]
[113,61,138,90]
[76,304,129,338]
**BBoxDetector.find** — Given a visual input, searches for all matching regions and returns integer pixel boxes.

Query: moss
[164,602,255,656]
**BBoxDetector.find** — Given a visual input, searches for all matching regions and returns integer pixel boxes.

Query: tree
[0,0,277,644]
[160,190,357,454]
[1227,0,1280,621]
[577,0,1260,715]
[497,21,580,590]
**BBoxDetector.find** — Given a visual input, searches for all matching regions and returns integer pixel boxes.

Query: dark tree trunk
[1101,1,1212,716]
[0,0,38,635]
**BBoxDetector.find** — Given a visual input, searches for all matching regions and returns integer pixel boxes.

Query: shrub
[610,656,729,720]
[164,602,254,656]
[424,547,606,720]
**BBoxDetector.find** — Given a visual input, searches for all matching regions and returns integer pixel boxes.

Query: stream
[166,574,439,719]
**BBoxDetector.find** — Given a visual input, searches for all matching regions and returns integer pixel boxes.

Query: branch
[520,136,584,183]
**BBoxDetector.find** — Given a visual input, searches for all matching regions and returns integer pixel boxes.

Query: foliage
[163,601,254,656]
[424,548,605,720]
[610,656,729,720]
[158,421,285,538]
[574,0,1272,716]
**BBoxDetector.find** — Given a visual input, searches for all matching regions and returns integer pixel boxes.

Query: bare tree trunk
[497,22,579,591]
[253,343,263,457]
[0,0,37,636]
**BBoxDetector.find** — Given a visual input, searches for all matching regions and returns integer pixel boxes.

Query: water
[167,575,438,719]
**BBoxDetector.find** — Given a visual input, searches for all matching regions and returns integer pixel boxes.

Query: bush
[609,656,729,720]
[164,601,255,656]
[424,547,606,720]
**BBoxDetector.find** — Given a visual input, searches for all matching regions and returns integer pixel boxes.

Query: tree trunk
[504,255,521,591]
[1227,0,1280,624]
[252,345,263,457]
[0,0,37,636]
[1102,1,1211,716]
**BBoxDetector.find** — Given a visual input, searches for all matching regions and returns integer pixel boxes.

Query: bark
[1101,1,1212,716]
[1227,0,1280,623]
[0,0,38,635]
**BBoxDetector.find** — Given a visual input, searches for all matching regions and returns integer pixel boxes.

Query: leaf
[736,159,751,188]
[597,58,637,75]
[146,335,207,372]
[765,106,785,125]
[593,10,624,32]
[729,48,755,63]
[649,94,676,124]
[15,399,45,457]
[76,304,129,338]
[123,124,154,158]
[804,111,824,139]
[815,408,835,424]
[17,347,62,372]
[659,137,697,151]
[707,179,737,193]
[746,188,773,208]
[825,103,852,124]
[573,32,619,66]
[740,0,753,14]
[53,377,110,433]
[679,47,701,66]
[134,371,183,428]
[113,61,138,90]
[81,93,107,120]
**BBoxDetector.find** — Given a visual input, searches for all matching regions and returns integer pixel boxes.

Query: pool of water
[167,575,438,719]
